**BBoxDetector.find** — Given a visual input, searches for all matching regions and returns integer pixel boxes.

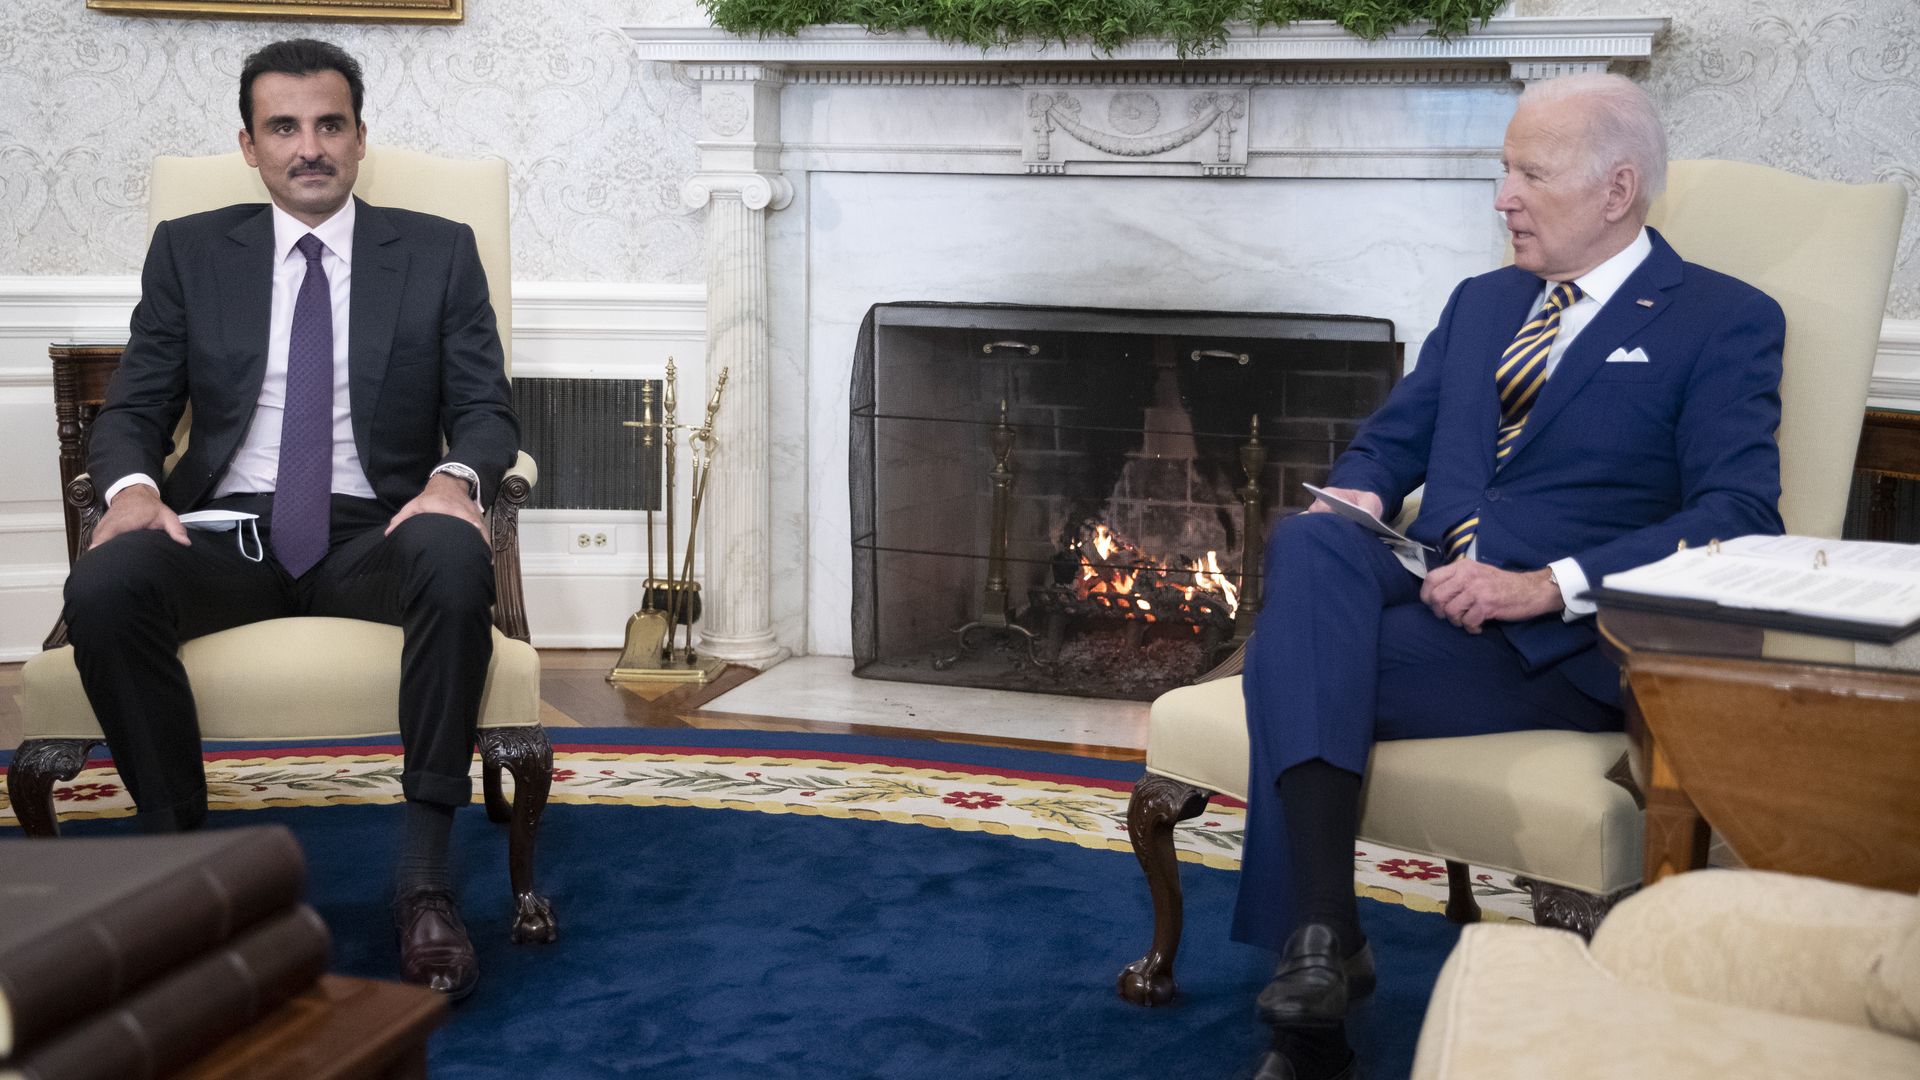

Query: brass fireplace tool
[609,358,730,684]
[933,398,1048,671]
[1233,414,1267,643]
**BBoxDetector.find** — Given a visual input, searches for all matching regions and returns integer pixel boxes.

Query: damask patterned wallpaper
[2,0,1916,317]
[1519,0,1920,318]
[0,0,710,282]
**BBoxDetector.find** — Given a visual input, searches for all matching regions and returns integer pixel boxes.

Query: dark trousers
[1232,513,1621,951]
[63,494,496,830]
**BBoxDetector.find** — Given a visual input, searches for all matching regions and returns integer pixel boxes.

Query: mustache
[289,162,336,178]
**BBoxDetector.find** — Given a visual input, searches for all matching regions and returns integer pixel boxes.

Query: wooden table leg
[1622,670,1709,886]
[1640,738,1710,884]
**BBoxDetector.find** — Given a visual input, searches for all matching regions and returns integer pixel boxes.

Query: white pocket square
[1605,346,1650,364]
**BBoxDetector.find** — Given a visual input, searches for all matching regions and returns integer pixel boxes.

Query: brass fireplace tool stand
[933,400,1048,671]
[609,359,731,684]
[1232,415,1267,644]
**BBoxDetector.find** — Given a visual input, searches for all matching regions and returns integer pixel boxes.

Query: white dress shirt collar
[1565,226,1652,310]
[271,197,356,268]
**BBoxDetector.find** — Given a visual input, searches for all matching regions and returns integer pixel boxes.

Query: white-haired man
[1241,73,1785,1079]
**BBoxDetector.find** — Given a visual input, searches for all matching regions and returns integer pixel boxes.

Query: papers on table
[1595,534,1920,641]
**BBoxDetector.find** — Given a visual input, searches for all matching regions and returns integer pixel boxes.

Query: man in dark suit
[1241,74,1785,1079]
[65,39,516,1000]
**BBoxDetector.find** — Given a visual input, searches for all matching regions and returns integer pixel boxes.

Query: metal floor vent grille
[510,377,661,511]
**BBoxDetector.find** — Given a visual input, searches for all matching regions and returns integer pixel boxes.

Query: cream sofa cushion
[22,620,539,740]
[1412,921,1920,1080]
[1591,869,1914,1029]
[1148,674,1640,894]
[1867,895,1920,1039]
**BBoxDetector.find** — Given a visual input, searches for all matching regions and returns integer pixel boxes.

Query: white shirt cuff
[1552,556,1596,620]
[104,474,160,506]
[431,463,485,510]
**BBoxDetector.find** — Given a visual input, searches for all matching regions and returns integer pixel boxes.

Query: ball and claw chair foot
[477,725,558,944]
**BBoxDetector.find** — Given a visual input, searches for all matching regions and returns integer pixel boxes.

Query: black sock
[395,799,456,896]
[1271,1026,1355,1080]
[1278,758,1363,956]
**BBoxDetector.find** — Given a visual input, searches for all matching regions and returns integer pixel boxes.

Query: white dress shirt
[1514,226,1655,618]
[107,199,481,509]
[214,200,377,500]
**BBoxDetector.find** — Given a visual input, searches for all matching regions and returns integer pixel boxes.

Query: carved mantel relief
[1025,89,1250,176]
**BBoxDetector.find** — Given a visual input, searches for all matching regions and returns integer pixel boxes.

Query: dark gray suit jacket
[90,197,519,513]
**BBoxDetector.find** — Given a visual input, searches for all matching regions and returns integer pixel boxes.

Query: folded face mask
[178,510,264,562]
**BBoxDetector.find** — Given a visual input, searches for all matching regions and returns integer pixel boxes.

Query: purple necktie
[272,233,333,577]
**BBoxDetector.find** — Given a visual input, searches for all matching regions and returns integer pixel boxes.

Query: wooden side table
[1599,608,1920,894]
[174,975,449,1080]
[1856,407,1920,540]
[49,343,127,564]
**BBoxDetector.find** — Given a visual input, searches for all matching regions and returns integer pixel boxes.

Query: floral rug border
[0,747,1534,921]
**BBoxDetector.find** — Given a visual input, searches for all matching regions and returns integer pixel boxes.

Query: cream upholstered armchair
[1117,160,1908,1005]
[1410,869,1920,1078]
[8,147,557,944]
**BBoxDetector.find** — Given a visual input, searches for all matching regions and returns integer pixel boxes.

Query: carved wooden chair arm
[488,452,538,643]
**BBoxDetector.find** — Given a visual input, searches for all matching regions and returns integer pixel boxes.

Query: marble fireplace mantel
[625,17,1668,663]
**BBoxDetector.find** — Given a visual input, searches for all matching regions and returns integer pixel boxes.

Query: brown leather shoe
[394,887,478,1000]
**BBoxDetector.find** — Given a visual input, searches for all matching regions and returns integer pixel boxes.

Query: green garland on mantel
[698,1,1509,57]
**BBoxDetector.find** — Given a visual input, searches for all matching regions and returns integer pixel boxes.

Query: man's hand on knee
[1419,560,1561,633]
[91,484,190,549]
[1305,486,1384,520]
[386,473,489,546]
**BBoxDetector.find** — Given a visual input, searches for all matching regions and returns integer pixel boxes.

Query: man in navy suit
[65,39,515,1000]
[1243,73,1784,1080]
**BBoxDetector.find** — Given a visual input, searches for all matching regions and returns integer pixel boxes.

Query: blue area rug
[35,731,1457,1079]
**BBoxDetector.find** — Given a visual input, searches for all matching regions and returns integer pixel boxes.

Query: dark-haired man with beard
[66,38,517,1000]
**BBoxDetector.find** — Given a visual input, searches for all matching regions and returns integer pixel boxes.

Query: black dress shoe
[1256,922,1373,1028]
[394,887,479,1001]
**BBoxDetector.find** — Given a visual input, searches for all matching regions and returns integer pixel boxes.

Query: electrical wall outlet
[568,527,616,554]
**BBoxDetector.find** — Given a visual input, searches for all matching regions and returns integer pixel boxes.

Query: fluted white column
[682,65,791,666]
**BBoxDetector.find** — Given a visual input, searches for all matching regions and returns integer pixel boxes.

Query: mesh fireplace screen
[850,302,1401,701]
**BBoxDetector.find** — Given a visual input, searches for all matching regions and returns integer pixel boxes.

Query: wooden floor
[0,651,1144,762]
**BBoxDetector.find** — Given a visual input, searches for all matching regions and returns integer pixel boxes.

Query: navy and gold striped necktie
[1441,280,1584,563]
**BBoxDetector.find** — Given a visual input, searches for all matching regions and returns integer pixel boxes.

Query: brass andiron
[610,360,730,684]
[933,399,1046,671]
[1232,414,1266,643]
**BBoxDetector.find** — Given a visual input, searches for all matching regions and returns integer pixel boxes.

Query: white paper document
[1601,534,1920,630]
[1302,484,1435,577]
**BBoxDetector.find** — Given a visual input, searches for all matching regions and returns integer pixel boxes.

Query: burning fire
[1068,522,1239,623]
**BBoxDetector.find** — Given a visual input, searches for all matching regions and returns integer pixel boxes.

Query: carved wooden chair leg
[477,726,557,944]
[1521,878,1635,939]
[6,739,102,838]
[481,760,512,824]
[1443,860,1483,924]
[1117,773,1212,1006]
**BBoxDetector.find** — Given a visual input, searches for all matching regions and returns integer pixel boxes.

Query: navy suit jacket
[1326,228,1785,703]
[89,197,519,515]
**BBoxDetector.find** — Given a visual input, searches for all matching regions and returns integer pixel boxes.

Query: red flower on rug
[55,782,120,802]
[550,769,577,784]
[1376,857,1446,881]
[942,791,1004,810]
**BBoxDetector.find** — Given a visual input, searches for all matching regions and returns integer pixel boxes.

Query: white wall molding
[628,19,1668,67]
[1869,319,1920,410]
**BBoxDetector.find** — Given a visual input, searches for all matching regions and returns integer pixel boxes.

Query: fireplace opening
[850,302,1401,701]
